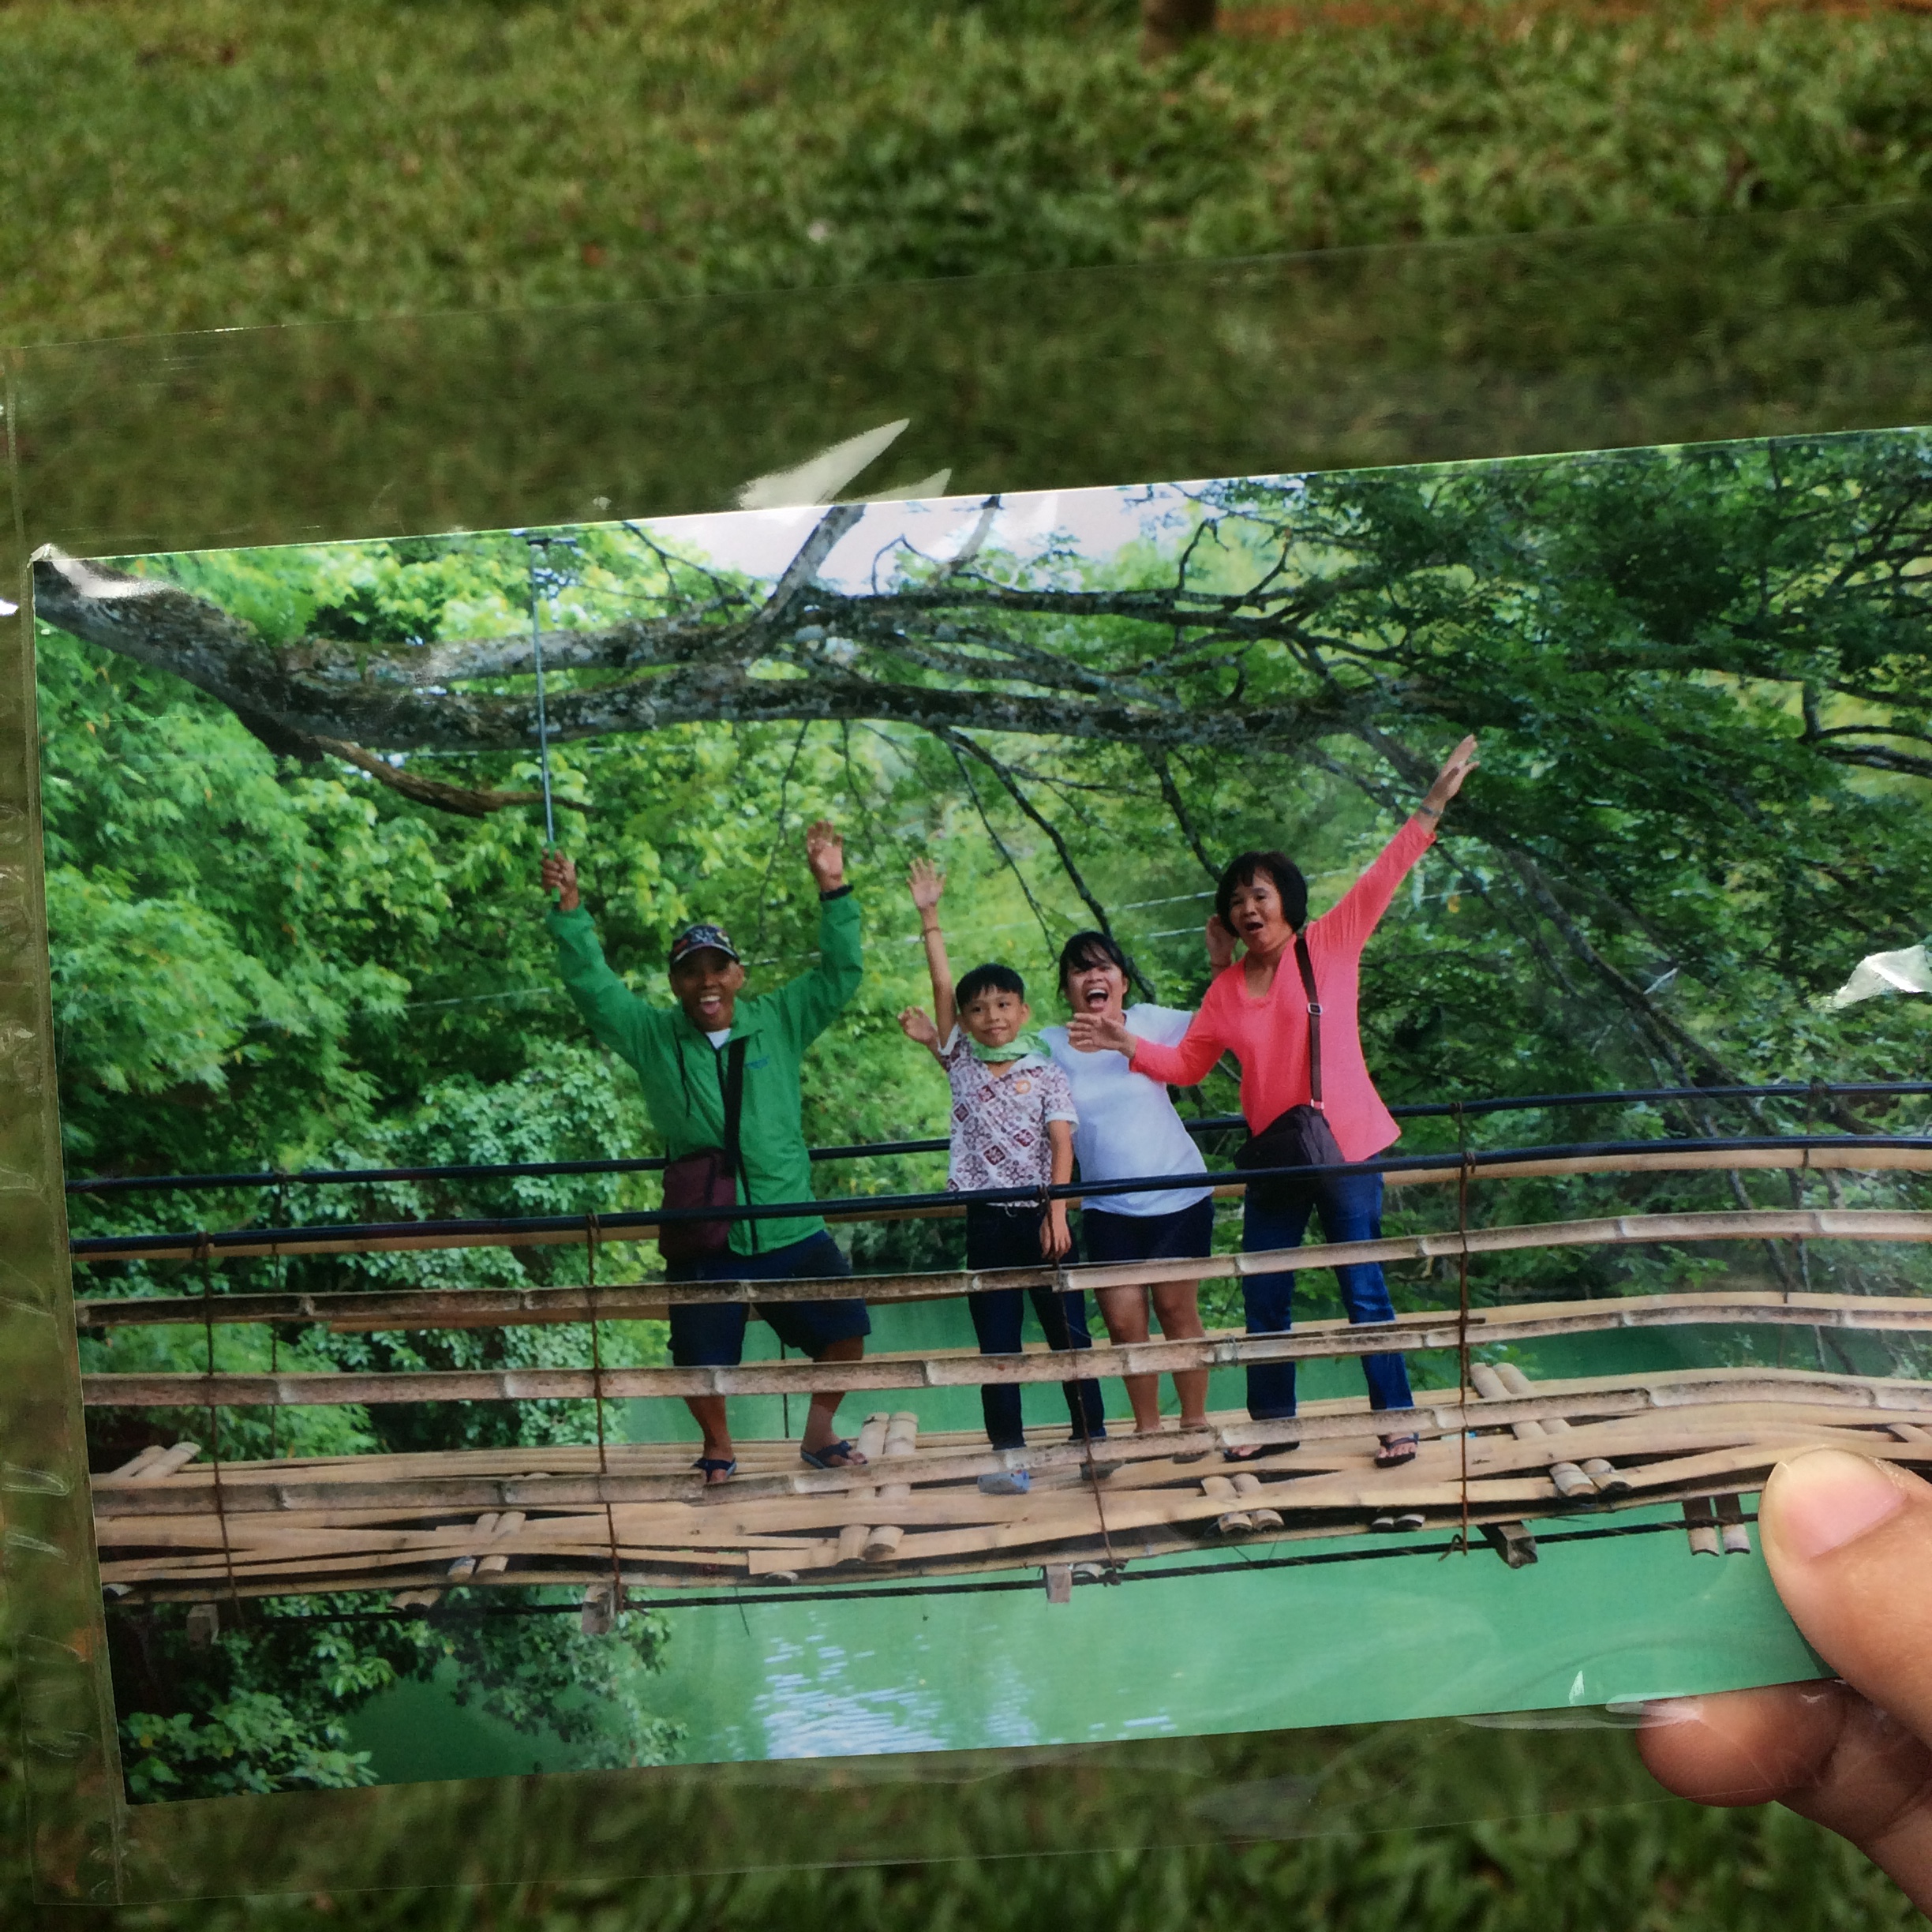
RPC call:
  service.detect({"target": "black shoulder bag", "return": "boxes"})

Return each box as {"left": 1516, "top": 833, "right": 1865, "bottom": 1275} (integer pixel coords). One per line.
{"left": 1232, "top": 930, "right": 1345, "bottom": 1213}
{"left": 659, "top": 1035, "right": 748, "bottom": 1265}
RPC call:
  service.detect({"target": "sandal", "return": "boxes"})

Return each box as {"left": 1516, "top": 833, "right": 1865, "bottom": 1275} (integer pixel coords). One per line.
{"left": 1375, "top": 1433, "right": 1419, "bottom": 1469}
{"left": 800, "top": 1439, "right": 867, "bottom": 1471}
{"left": 1223, "top": 1441, "right": 1295, "bottom": 1464}
{"left": 692, "top": 1456, "right": 737, "bottom": 1485}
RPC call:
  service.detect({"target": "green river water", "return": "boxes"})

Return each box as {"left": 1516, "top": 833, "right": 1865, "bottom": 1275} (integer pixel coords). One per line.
{"left": 341, "top": 1290, "right": 1833, "bottom": 1785}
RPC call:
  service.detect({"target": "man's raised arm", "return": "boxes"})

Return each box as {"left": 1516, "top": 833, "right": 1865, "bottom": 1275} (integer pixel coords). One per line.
{"left": 541, "top": 852, "right": 656, "bottom": 1061}
{"left": 772, "top": 820, "right": 863, "bottom": 1046}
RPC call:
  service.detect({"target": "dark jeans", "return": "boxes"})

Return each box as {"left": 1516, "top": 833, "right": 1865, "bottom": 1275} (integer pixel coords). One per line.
{"left": 1241, "top": 1170, "right": 1413, "bottom": 1422}
{"left": 964, "top": 1204, "right": 1107, "bottom": 1451}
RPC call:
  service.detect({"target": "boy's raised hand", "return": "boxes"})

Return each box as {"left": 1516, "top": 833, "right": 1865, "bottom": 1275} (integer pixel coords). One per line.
{"left": 897, "top": 1005, "right": 941, "bottom": 1050}
{"left": 907, "top": 856, "right": 944, "bottom": 912}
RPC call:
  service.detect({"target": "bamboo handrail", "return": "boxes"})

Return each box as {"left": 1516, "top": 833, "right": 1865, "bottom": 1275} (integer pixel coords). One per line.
{"left": 80, "top": 1291, "right": 1932, "bottom": 1410}
{"left": 71, "top": 1206, "right": 1932, "bottom": 1329}
{"left": 66, "top": 1138, "right": 1932, "bottom": 1265}
{"left": 67, "top": 1085, "right": 1932, "bottom": 1198}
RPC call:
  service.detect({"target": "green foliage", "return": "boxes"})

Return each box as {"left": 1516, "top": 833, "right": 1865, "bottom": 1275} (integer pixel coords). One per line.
{"left": 4, "top": 0, "right": 1932, "bottom": 343}
{"left": 120, "top": 1688, "right": 377, "bottom": 1801}
{"left": 113, "top": 1597, "right": 679, "bottom": 1803}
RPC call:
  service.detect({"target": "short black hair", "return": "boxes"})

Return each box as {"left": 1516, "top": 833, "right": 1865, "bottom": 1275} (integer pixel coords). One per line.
{"left": 1058, "top": 929, "right": 1129, "bottom": 996}
{"left": 956, "top": 962, "right": 1027, "bottom": 1007}
{"left": 1216, "top": 849, "right": 1309, "bottom": 931}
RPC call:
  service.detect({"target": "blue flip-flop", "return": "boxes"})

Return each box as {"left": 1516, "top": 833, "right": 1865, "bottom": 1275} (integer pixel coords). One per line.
{"left": 692, "top": 1455, "right": 737, "bottom": 1483}
{"left": 800, "top": 1440, "right": 866, "bottom": 1471}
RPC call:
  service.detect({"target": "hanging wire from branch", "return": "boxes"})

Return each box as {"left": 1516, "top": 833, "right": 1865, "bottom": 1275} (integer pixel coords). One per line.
{"left": 752, "top": 721, "right": 812, "bottom": 962}
{"left": 942, "top": 738, "right": 1058, "bottom": 953}
{"left": 519, "top": 531, "right": 581, "bottom": 854}
{"left": 941, "top": 728, "right": 1155, "bottom": 996}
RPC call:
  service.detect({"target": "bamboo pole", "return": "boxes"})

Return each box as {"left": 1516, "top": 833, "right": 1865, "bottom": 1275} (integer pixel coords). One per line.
{"left": 66, "top": 1150, "right": 1932, "bottom": 1271}
{"left": 1492, "top": 1359, "right": 1626, "bottom": 1495}
{"left": 861, "top": 1412, "right": 921, "bottom": 1563}
{"left": 86, "top": 1376, "right": 1932, "bottom": 1526}
{"left": 72, "top": 1208, "right": 1932, "bottom": 1327}
{"left": 1203, "top": 1473, "right": 1252, "bottom": 1535}
{"left": 82, "top": 1280, "right": 1932, "bottom": 1407}
{"left": 94, "top": 1406, "right": 1900, "bottom": 1537}
{"left": 93, "top": 1430, "right": 1904, "bottom": 1582}
{"left": 89, "top": 1440, "right": 1889, "bottom": 1604}
{"left": 1469, "top": 1362, "right": 1595, "bottom": 1499}
{"left": 834, "top": 1413, "right": 893, "bottom": 1565}
{"left": 1230, "top": 1471, "right": 1283, "bottom": 1530}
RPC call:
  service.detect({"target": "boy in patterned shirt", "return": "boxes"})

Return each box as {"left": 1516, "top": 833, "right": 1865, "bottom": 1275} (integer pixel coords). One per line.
{"left": 897, "top": 859, "right": 1107, "bottom": 1494}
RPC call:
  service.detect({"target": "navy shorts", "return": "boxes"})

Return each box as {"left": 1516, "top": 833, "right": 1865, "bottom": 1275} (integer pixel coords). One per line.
{"left": 1082, "top": 1195, "right": 1216, "bottom": 1267}
{"left": 663, "top": 1228, "right": 872, "bottom": 1368}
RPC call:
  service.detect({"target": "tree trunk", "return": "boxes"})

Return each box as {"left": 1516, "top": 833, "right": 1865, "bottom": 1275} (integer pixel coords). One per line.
{"left": 1142, "top": 0, "right": 1217, "bottom": 60}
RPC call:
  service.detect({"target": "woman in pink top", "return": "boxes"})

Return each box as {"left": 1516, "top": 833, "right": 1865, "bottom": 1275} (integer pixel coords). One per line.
{"left": 1069, "top": 736, "right": 1477, "bottom": 1469}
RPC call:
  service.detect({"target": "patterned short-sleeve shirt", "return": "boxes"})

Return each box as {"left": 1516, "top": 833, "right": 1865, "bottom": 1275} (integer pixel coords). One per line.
{"left": 938, "top": 1028, "right": 1078, "bottom": 1194}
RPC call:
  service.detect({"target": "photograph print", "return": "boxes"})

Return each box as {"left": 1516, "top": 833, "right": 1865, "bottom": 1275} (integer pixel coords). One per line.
{"left": 28, "top": 422, "right": 1932, "bottom": 1798}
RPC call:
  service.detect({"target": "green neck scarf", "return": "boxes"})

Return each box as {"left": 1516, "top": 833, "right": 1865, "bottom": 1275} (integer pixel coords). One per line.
{"left": 968, "top": 1030, "right": 1045, "bottom": 1065}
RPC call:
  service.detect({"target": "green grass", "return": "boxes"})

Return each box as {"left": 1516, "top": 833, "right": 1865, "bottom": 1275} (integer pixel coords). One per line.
{"left": 2, "top": 0, "right": 1931, "bottom": 343}
{"left": 6, "top": 1751, "right": 1923, "bottom": 1930}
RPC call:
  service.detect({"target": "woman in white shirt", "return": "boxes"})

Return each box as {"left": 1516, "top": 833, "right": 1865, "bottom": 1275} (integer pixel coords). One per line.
{"left": 1042, "top": 929, "right": 1222, "bottom": 1438}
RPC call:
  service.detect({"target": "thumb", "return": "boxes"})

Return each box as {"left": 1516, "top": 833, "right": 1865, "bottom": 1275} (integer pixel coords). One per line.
{"left": 1645, "top": 1449, "right": 1932, "bottom": 1910}
{"left": 1761, "top": 1449, "right": 1932, "bottom": 1730}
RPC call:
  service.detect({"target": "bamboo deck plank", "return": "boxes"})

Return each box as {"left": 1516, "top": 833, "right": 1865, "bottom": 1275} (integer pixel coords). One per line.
{"left": 86, "top": 1376, "right": 1932, "bottom": 1526}
{"left": 99, "top": 1414, "right": 1911, "bottom": 1555}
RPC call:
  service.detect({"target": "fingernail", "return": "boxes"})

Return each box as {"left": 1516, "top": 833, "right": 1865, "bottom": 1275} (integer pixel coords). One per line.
{"left": 1764, "top": 1448, "right": 1909, "bottom": 1562}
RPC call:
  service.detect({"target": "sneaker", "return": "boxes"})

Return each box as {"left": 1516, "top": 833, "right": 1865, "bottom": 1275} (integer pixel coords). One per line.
{"left": 978, "top": 1470, "right": 1032, "bottom": 1496}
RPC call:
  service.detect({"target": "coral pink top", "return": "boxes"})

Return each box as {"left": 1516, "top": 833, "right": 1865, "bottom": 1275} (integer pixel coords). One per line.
{"left": 1129, "top": 815, "right": 1436, "bottom": 1163}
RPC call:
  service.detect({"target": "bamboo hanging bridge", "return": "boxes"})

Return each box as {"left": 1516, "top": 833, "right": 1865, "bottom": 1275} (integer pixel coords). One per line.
{"left": 71, "top": 1116, "right": 1932, "bottom": 1610}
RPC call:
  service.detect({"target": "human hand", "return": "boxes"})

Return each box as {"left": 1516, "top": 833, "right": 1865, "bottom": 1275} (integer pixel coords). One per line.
{"left": 805, "top": 819, "right": 845, "bottom": 893}
{"left": 1042, "top": 1205, "right": 1073, "bottom": 1260}
{"left": 1421, "top": 734, "right": 1478, "bottom": 817}
{"left": 1065, "top": 1011, "right": 1134, "bottom": 1057}
{"left": 1205, "top": 913, "right": 1237, "bottom": 969}
{"left": 897, "top": 1006, "right": 941, "bottom": 1050}
{"left": 541, "top": 852, "right": 581, "bottom": 912}
{"left": 908, "top": 856, "right": 945, "bottom": 915}
{"left": 1640, "top": 1450, "right": 1932, "bottom": 1914}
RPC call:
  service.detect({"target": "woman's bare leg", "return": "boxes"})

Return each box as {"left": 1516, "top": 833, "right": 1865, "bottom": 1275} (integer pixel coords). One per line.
{"left": 1151, "top": 1279, "right": 1210, "bottom": 1427}
{"left": 1094, "top": 1283, "right": 1162, "bottom": 1433}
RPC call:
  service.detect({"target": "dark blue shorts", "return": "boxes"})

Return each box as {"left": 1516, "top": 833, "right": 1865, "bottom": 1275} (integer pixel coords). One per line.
{"left": 663, "top": 1229, "right": 872, "bottom": 1368}
{"left": 1081, "top": 1195, "right": 1216, "bottom": 1267}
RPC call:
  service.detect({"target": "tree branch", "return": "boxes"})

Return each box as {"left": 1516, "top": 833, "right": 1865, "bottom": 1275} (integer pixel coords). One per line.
{"left": 941, "top": 730, "right": 1158, "bottom": 1001}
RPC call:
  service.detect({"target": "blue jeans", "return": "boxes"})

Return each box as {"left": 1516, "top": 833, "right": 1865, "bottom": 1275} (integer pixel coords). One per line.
{"left": 1241, "top": 1170, "right": 1412, "bottom": 1421}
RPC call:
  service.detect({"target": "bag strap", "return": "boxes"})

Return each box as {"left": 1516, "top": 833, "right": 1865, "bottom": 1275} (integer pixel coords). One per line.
{"left": 717, "top": 1036, "right": 748, "bottom": 1177}
{"left": 1292, "top": 929, "right": 1324, "bottom": 1111}
{"left": 717, "top": 1034, "right": 752, "bottom": 1252}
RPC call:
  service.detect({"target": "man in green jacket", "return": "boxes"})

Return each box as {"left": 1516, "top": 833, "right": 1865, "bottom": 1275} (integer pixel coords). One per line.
{"left": 541, "top": 821, "right": 871, "bottom": 1484}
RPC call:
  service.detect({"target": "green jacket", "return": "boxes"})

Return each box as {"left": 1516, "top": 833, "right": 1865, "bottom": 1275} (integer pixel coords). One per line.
{"left": 545, "top": 893, "right": 863, "bottom": 1255}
